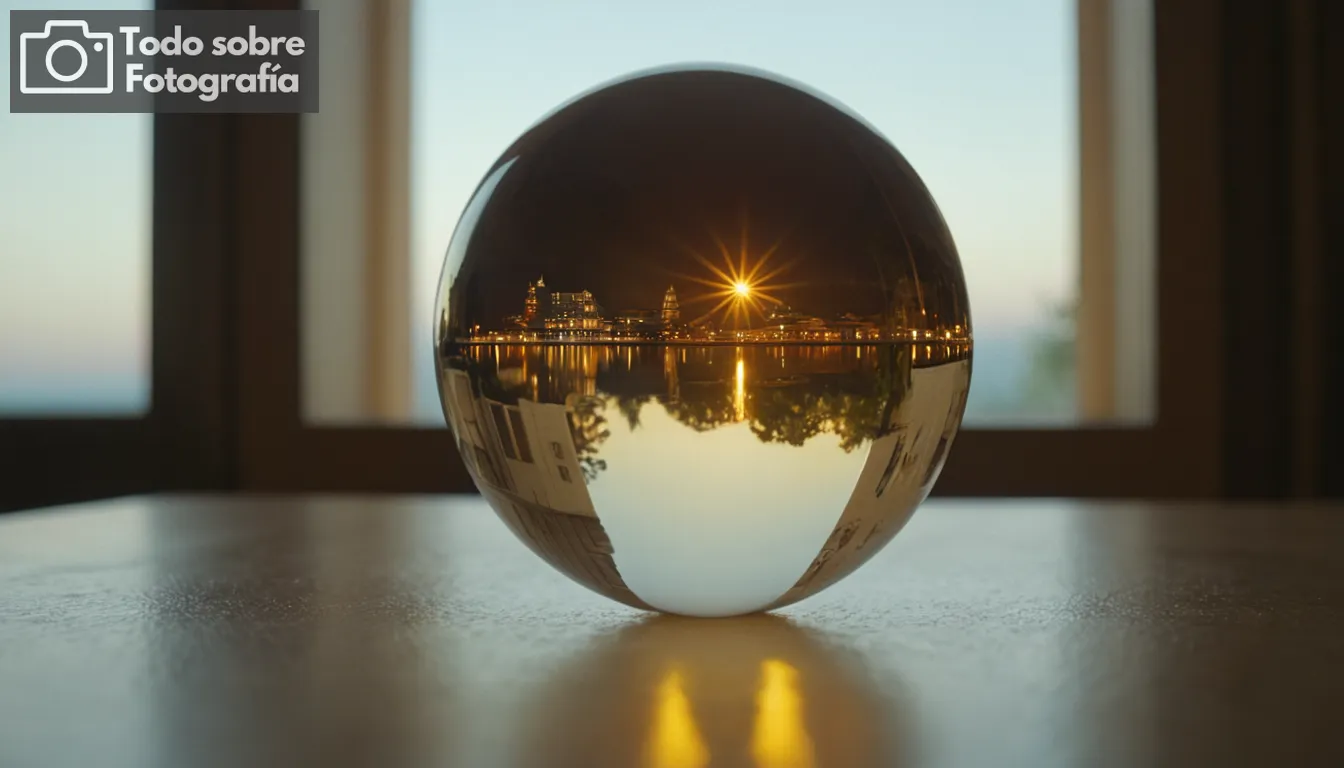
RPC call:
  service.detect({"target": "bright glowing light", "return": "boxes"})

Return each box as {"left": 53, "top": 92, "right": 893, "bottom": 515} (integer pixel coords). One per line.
{"left": 646, "top": 669, "right": 710, "bottom": 768}
{"left": 734, "top": 356, "right": 747, "bottom": 422}
{"left": 751, "top": 660, "right": 815, "bottom": 768}
{"left": 670, "top": 219, "right": 803, "bottom": 329}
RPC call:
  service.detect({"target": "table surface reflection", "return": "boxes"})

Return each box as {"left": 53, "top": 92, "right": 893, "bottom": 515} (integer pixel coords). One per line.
{"left": 2, "top": 495, "right": 1342, "bottom": 768}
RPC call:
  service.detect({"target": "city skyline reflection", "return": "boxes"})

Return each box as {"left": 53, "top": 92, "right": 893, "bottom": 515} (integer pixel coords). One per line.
{"left": 444, "top": 274, "right": 971, "bottom": 346}
{"left": 433, "top": 69, "right": 973, "bottom": 355}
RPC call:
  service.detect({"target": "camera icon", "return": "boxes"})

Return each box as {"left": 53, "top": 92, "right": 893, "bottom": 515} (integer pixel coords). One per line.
{"left": 19, "top": 20, "right": 115, "bottom": 95}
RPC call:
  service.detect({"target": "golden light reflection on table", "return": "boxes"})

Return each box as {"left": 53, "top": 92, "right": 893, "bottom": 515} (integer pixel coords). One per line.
{"left": 751, "top": 660, "right": 816, "bottom": 768}
{"left": 645, "top": 658, "right": 817, "bottom": 768}
{"left": 517, "top": 615, "right": 907, "bottom": 768}
{"left": 647, "top": 668, "right": 710, "bottom": 768}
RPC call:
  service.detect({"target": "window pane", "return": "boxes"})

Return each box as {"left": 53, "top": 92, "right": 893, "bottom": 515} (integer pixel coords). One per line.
{"left": 508, "top": 409, "right": 535, "bottom": 464}
{"left": 0, "top": 1, "right": 152, "bottom": 415}
{"left": 408, "top": 0, "right": 1078, "bottom": 427}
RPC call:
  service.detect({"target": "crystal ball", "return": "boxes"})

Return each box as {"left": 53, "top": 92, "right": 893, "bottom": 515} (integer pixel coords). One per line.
{"left": 434, "top": 65, "right": 972, "bottom": 617}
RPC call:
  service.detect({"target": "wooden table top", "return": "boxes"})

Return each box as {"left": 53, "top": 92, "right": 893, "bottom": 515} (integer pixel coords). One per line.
{"left": 1, "top": 496, "right": 1342, "bottom": 768}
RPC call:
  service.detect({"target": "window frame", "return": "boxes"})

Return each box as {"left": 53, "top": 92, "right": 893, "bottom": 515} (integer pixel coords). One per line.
{"left": 0, "top": 108, "right": 236, "bottom": 512}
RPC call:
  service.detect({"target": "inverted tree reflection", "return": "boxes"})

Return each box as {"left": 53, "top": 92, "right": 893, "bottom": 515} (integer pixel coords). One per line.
{"left": 567, "top": 395, "right": 611, "bottom": 482}
{"left": 448, "top": 344, "right": 935, "bottom": 483}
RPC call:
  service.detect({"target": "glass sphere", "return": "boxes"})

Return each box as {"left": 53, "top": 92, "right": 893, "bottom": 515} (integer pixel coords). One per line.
{"left": 434, "top": 65, "right": 972, "bottom": 617}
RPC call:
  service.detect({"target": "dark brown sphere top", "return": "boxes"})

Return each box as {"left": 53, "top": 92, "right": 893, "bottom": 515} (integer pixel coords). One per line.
{"left": 436, "top": 65, "right": 971, "bottom": 343}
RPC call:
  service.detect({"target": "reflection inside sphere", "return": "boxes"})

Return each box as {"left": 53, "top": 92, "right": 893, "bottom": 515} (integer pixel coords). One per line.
{"left": 440, "top": 342, "right": 968, "bottom": 615}
{"left": 434, "top": 65, "right": 973, "bottom": 616}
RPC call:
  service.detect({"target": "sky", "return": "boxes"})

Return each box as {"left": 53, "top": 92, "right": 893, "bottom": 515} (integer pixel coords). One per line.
{"left": 0, "top": 0, "right": 152, "bottom": 413}
{"left": 0, "top": 0, "right": 1075, "bottom": 415}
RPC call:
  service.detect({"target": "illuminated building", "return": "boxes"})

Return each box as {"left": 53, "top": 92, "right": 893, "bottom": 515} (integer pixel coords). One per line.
{"left": 545, "top": 290, "right": 606, "bottom": 336}
{"left": 613, "top": 309, "right": 662, "bottom": 339}
{"left": 524, "top": 276, "right": 545, "bottom": 323}
{"left": 661, "top": 286, "right": 681, "bottom": 325}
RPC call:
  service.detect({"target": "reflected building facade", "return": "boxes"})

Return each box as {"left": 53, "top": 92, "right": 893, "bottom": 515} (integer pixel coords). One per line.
{"left": 441, "top": 366, "right": 652, "bottom": 610}
{"left": 660, "top": 286, "right": 680, "bottom": 326}
{"left": 766, "top": 356, "right": 972, "bottom": 608}
{"left": 523, "top": 276, "right": 545, "bottom": 324}
{"left": 545, "top": 290, "right": 605, "bottom": 337}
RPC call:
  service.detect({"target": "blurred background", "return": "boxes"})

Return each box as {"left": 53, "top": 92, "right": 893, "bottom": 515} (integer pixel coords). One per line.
{"left": 2, "top": 0, "right": 1086, "bottom": 424}
{"left": 1, "top": 0, "right": 1337, "bottom": 510}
